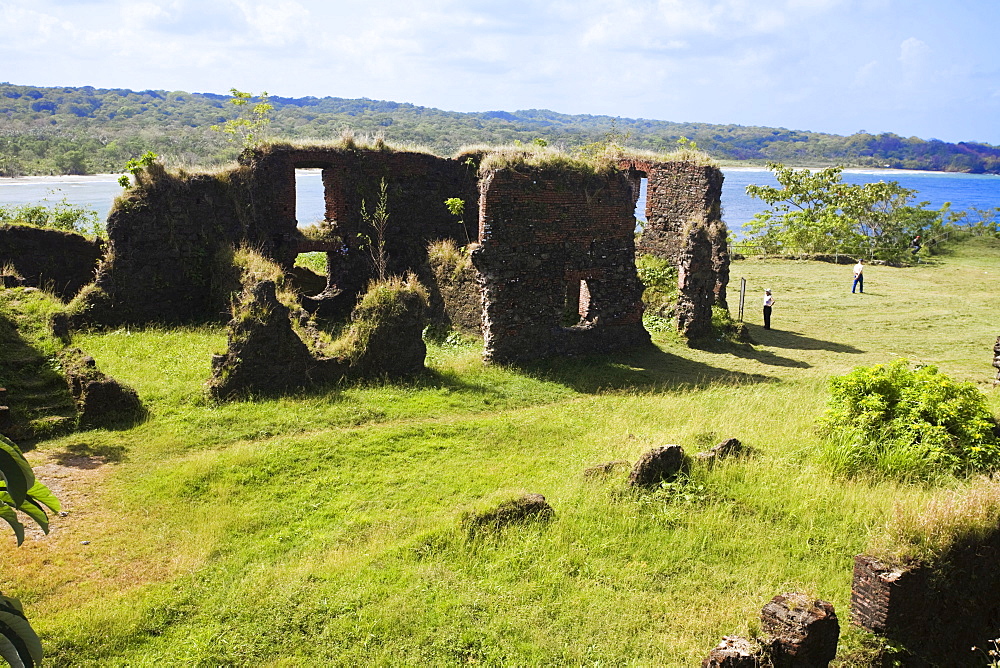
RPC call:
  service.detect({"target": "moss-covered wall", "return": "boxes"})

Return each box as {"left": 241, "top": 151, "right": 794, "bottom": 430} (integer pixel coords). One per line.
{"left": 71, "top": 165, "right": 268, "bottom": 326}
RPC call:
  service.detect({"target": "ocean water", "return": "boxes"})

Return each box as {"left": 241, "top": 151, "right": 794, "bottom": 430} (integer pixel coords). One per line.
{"left": 2, "top": 168, "right": 998, "bottom": 234}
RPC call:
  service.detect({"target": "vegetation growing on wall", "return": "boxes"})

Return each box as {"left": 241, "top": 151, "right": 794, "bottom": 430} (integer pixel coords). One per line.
{"left": 329, "top": 273, "right": 428, "bottom": 368}
{"left": 868, "top": 476, "right": 1000, "bottom": 568}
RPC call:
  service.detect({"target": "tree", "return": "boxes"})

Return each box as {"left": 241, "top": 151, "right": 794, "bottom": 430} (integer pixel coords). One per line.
{"left": 745, "top": 162, "right": 938, "bottom": 261}
{"left": 210, "top": 89, "right": 272, "bottom": 151}
{"left": 744, "top": 164, "right": 858, "bottom": 254}
{"left": 1, "top": 434, "right": 60, "bottom": 668}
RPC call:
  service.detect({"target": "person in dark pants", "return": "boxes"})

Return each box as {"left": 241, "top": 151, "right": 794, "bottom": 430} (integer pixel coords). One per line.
{"left": 763, "top": 289, "right": 775, "bottom": 329}
{"left": 852, "top": 259, "right": 864, "bottom": 293}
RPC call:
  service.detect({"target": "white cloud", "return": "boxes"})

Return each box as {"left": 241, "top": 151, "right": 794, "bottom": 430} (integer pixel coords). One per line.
{"left": 234, "top": 0, "right": 310, "bottom": 46}
{"left": 899, "top": 37, "right": 930, "bottom": 68}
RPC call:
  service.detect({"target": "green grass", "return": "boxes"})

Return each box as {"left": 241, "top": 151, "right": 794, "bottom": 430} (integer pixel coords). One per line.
{"left": 2, "top": 238, "right": 999, "bottom": 666}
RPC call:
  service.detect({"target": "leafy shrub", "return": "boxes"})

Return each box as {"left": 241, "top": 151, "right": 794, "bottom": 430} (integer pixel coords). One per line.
{"left": 636, "top": 254, "right": 680, "bottom": 333}
{"left": 0, "top": 199, "right": 103, "bottom": 237}
{"left": 819, "top": 359, "right": 1000, "bottom": 480}
{"left": 636, "top": 254, "right": 677, "bottom": 314}
{"left": 2, "top": 434, "right": 60, "bottom": 667}
{"left": 711, "top": 305, "right": 750, "bottom": 343}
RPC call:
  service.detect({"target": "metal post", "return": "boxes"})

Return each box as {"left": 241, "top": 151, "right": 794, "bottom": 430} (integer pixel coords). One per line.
{"left": 738, "top": 277, "right": 746, "bottom": 322}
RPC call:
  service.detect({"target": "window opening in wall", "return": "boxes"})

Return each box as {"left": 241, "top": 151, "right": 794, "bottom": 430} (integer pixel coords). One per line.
{"left": 295, "top": 168, "right": 325, "bottom": 228}
{"left": 635, "top": 177, "right": 648, "bottom": 233}
{"left": 291, "top": 252, "right": 328, "bottom": 296}
{"left": 562, "top": 279, "right": 592, "bottom": 327}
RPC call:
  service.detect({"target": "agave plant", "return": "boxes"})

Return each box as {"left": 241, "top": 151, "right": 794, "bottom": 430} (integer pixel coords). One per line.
{"left": 1, "top": 435, "right": 60, "bottom": 668}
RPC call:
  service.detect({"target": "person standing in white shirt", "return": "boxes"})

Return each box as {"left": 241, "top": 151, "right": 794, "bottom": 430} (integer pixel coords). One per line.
{"left": 852, "top": 259, "right": 864, "bottom": 293}
{"left": 763, "top": 289, "right": 775, "bottom": 329}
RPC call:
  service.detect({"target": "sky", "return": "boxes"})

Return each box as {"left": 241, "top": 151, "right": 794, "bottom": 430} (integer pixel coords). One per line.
{"left": 3, "top": 0, "right": 999, "bottom": 145}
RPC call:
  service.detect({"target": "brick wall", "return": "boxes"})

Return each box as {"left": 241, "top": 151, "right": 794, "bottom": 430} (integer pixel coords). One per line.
{"left": 247, "top": 145, "right": 479, "bottom": 294}
{"left": 851, "top": 532, "right": 1000, "bottom": 664}
{"left": 619, "top": 158, "right": 729, "bottom": 335}
{"left": 72, "top": 167, "right": 258, "bottom": 325}
{"left": 73, "top": 146, "right": 478, "bottom": 327}
{"left": 472, "top": 166, "right": 649, "bottom": 363}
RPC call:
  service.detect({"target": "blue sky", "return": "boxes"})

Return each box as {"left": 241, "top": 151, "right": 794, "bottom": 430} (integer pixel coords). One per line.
{"left": 3, "top": 0, "right": 998, "bottom": 144}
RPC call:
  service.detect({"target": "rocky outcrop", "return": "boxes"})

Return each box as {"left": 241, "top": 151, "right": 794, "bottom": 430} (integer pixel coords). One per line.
{"left": 705, "top": 594, "right": 840, "bottom": 668}
{"left": 761, "top": 593, "right": 839, "bottom": 667}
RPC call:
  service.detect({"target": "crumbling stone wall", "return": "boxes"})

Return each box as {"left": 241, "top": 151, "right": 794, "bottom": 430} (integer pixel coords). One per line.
{"left": 852, "top": 533, "right": 1000, "bottom": 664}
{"left": 624, "top": 159, "right": 724, "bottom": 265}
{"left": 472, "top": 166, "right": 650, "bottom": 363}
{"left": 676, "top": 220, "right": 717, "bottom": 339}
{"left": 0, "top": 225, "right": 102, "bottom": 300}
{"left": 207, "top": 277, "right": 428, "bottom": 401}
{"left": 74, "top": 147, "right": 477, "bottom": 327}
{"left": 243, "top": 145, "right": 478, "bottom": 296}
{"left": 71, "top": 164, "right": 290, "bottom": 326}
{"left": 66, "top": 145, "right": 727, "bottom": 353}
{"left": 618, "top": 158, "right": 730, "bottom": 334}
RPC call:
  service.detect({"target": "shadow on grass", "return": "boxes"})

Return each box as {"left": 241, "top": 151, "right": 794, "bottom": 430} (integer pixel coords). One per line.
{"left": 0, "top": 313, "right": 77, "bottom": 449}
{"left": 514, "top": 342, "right": 775, "bottom": 393}
{"left": 747, "top": 326, "right": 864, "bottom": 354}
{"left": 53, "top": 441, "right": 128, "bottom": 467}
{"left": 234, "top": 342, "right": 774, "bottom": 402}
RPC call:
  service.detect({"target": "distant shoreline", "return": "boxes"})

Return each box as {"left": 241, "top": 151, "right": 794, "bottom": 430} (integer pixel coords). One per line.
{"left": 3, "top": 165, "right": 997, "bottom": 183}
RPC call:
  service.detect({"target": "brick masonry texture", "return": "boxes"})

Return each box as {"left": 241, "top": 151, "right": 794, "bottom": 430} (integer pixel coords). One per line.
{"left": 619, "top": 158, "right": 730, "bottom": 326}
{"left": 472, "top": 166, "right": 651, "bottom": 363}
{"left": 851, "top": 532, "right": 1000, "bottom": 664}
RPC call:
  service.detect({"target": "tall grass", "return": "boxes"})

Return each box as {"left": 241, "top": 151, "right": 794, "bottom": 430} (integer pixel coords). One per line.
{"left": 1, "top": 238, "right": 998, "bottom": 665}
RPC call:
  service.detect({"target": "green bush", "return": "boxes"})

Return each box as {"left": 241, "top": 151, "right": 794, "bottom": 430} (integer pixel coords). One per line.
{"left": 820, "top": 359, "right": 1000, "bottom": 480}
{"left": 0, "top": 199, "right": 103, "bottom": 237}
{"left": 636, "top": 254, "right": 677, "bottom": 330}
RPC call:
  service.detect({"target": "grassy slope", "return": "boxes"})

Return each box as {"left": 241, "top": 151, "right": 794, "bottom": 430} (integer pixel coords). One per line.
{"left": 2, "top": 239, "right": 998, "bottom": 666}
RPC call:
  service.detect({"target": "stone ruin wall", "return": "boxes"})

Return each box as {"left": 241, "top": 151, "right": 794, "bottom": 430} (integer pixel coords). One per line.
{"left": 244, "top": 146, "right": 478, "bottom": 296}
{"left": 72, "top": 147, "right": 477, "bottom": 327}
{"left": 51, "top": 147, "right": 730, "bottom": 364}
{"left": 621, "top": 158, "right": 730, "bottom": 315}
{"left": 0, "top": 225, "right": 103, "bottom": 300}
{"left": 71, "top": 165, "right": 288, "bottom": 326}
{"left": 851, "top": 530, "right": 1000, "bottom": 664}
{"left": 471, "top": 166, "right": 650, "bottom": 363}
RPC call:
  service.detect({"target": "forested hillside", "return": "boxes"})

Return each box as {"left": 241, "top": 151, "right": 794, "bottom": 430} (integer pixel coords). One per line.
{"left": 2, "top": 82, "right": 999, "bottom": 176}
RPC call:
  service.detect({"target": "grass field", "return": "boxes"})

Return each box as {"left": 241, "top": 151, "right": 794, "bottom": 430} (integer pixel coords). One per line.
{"left": 2, "top": 238, "right": 999, "bottom": 666}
